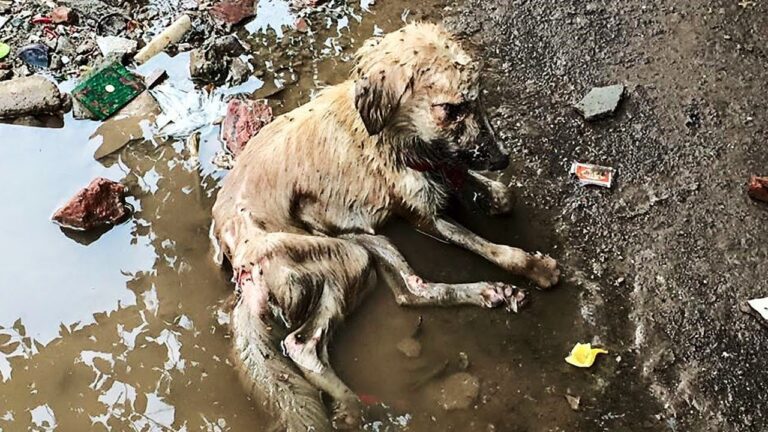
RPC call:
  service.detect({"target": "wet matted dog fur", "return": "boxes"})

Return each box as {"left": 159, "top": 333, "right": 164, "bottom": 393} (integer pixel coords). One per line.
{"left": 211, "top": 22, "right": 560, "bottom": 431}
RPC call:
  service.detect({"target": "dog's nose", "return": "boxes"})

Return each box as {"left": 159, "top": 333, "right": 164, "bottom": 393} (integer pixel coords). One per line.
{"left": 488, "top": 152, "right": 510, "bottom": 171}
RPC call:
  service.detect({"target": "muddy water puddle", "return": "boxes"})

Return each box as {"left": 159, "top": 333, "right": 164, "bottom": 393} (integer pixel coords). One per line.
{"left": 0, "top": 1, "right": 593, "bottom": 430}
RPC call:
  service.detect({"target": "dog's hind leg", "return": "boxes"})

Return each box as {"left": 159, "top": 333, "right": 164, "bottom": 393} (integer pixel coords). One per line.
{"left": 261, "top": 237, "right": 376, "bottom": 430}
{"left": 351, "top": 234, "right": 528, "bottom": 312}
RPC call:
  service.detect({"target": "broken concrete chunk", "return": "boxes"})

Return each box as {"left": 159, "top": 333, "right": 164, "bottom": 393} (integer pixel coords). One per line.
{"left": 220, "top": 99, "right": 274, "bottom": 157}
{"left": 436, "top": 372, "right": 480, "bottom": 411}
{"left": 396, "top": 337, "right": 422, "bottom": 358}
{"left": 96, "top": 36, "right": 138, "bottom": 57}
{"left": 52, "top": 178, "right": 130, "bottom": 231}
{"left": 575, "top": 84, "right": 625, "bottom": 121}
{"left": 0, "top": 75, "right": 69, "bottom": 119}
{"left": 747, "top": 176, "right": 768, "bottom": 203}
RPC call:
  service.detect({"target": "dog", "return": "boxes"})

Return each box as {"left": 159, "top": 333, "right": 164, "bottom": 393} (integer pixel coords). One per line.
{"left": 211, "top": 22, "right": 560, "bottom": 431}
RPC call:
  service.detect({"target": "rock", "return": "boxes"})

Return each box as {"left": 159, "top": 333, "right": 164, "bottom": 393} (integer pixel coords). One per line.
{"left": 212, "top": 34, "right": 247, "bottom": 56}
{"left": 96, "top": 36, "right": 138, "bottom": 57}
{"left": 436, "top": 372, "right": 480, "bottom": 411}
{"left": 396, "top": 337, "right": 422, "bottom": 358}
{"left": 228, "top": 57, "right": 250, "bottom": 85}
{"left": 76, "top": 40, "right": 95, "bottom": 55}
{"left": 51, "top": 178, "right": 130, "bottom": 231}
{"left": 220, "top": 99, "right": 273, "bottom": 156}
{"left": 56, "top": 36, "right": 76, "bottom": 55}
{"left": 49, "top": 55, "right": 63, "bottom": 71}
{"left": 747, "top": 176, "right": 768, "bottom": 203}
{"left": 51, "top": 6, "right": 76, "bottom": 24}
{"left": 210, "top": 0, "right": 255, "bottom": 25}
{"left": 565, "top": 394, "right": 580, "bottom": 411}
{"left": 0, "top": 75, "right": 69, "bottom": 119}
{"left": 189, "top": 48, "right": 228, "bottom": 85}
{"left": 295, "top": 17, "right": 309, "bottom": 33}
{"left": 574, "top": 84, "right": 625, "bottom": 121}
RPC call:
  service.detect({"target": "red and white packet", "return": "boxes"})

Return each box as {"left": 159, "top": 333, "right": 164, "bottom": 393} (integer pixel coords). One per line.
{"left": 570, "top": 162, "right": 615, "bottom": 188}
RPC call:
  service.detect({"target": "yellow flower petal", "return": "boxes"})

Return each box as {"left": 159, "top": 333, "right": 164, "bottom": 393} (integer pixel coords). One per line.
{"left": 565, "top": 343, "right": 608, "bottom": 368}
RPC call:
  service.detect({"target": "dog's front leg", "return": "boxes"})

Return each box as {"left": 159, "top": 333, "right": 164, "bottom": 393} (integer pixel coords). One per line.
{"left": 420, "top": 217, "right": 560, "bottom": 289}
{"left": 465, "top": 170, "right": 516, "bottom": 216}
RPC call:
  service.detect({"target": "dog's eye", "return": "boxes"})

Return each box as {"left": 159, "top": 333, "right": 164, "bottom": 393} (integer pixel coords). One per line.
{"left": 435, "top": 103, "right": 467, "bottom": 123}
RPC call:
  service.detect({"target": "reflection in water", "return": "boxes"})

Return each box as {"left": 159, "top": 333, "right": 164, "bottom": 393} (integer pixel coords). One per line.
{"left": 0, "top": 0, "right": 595, "bottom": 430}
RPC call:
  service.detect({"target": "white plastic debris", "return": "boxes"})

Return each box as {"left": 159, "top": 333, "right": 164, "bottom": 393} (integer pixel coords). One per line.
{"left": 747, "top": 298, "right": 768, "bottom": 321}
{"left": 150, "top": 83, "right": 227, "bottom": 140}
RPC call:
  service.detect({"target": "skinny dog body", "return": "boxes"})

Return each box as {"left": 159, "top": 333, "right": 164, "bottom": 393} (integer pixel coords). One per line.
{"left": 212, "top": 23, "right": 559, "bottom": 431}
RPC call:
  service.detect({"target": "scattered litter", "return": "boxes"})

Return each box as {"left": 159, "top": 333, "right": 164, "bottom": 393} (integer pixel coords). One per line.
{"left": 134, "top": 15, "right": 192, "bottom": 65}
{"left": 210, "top": 0, "right": 256, "bottom": 25}
{"left": 220, "top": 99, "right": 273, "bottom": 156}
{"left": 72, "top": 60, "right": 145, "bottom": 120}
{"left": 95, "top": 36, "right": 138, "bottom": 57}
{"left": 18, "top": 43, "right": 49, "bottom": 69}
{"left": 565, "top": 394, "right": 581, "bottom": 411}
{"left": 0, "top": 75, "right": 69, "bottom": 119}
{"left": 574, "top": 84, "right": 625, "bottom": 121}
{"left": 212, "top": 151, "right": 234, "bottom": 170}
{"left": 396, "top": 337, "right": 421, "bottom": 358}
{"left": 565, "top": 342, "right": 608, "bottom": 368}
{"left": 746, "top": 298, "right": 768, "bottom": 321}
{"left": 570, "top": 162, "right": 615, "bottom": 188}
{"left": 150, "top": 82, "right": 227, "bottom": 140}
{"left": 145, "top": 69, "right": 168, "bottom": 89}
{"left": 358, "top": 393, "right": 380, "bottom": 406}
{"left": 186, "top": 131, "right": 200, "bottom": 157}
{"left": 0, "top": 43, "right": 9, "bottom": 60}
{"left": 747, "top": 176, "right": 768, "bottom": 203}
{"left": 51, "top": 177, "right": 130, "bottom": 231}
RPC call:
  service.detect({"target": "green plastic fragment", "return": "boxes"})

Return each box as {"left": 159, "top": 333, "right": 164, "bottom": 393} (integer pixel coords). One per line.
{"left": 71, "top": 60, "right": 145, "bottom": 120}
{"left": 0, "top": 43, "right": 10, "bottom": 60}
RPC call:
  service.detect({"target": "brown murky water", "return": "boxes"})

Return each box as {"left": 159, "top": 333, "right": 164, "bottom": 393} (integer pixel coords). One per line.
{"left": 0, "top": 1, "right": 593, "bottom": 430}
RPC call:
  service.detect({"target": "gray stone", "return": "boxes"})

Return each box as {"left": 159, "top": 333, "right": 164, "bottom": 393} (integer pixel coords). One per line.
{"left": 0, "top": 75, "right": 69, "bottom": 119}
{"left": 228, "top": 57, "right": 250, "bottom": 85}
{"left": 574, "top": 84, "right": 624, "bottom": 121}
{"left": 436, "top": 372, "right": 480, "bottom": 411}
{"left": 396, "top": 337, "right": 421, "bottom": 358}
{"left": 96, "top": 36, "right": 138, "bottom": 57}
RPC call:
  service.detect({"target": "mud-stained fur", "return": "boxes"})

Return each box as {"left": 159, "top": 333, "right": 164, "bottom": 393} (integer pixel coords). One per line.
{"left": 212, "top": 22, "right": 560, "bottom": 431}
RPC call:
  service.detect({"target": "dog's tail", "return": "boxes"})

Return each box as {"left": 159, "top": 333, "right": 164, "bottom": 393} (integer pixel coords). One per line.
{"left": 231, "top": 295, "right": 332, "bottom": 432}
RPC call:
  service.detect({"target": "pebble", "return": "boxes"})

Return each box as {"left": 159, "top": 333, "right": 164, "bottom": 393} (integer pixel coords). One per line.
{"left": 396, "top": 337, "right": 421, "bottom": 358}
{"left": 574, "top": 84, "right": 625, "bottom": 120}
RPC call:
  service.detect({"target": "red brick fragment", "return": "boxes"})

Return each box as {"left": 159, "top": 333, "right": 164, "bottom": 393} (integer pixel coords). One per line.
{"left": 210, "top": 0, "right": 255, "bottom": 25}
{"left": 221, "top": 99, "right": 274, "bottom": 157}
{"left": 52, "top": 178, "right": 129, "bottom": 231}
{"left": 748, "top": 176, "right": 768, "bottom": 203}
{"left": 51, "top": 6, "right": 76, "bottom": 24}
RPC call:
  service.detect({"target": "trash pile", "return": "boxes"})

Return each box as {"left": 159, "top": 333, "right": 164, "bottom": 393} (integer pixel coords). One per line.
{"left": 0, "top": 0, "right": 330, "bottom": 238}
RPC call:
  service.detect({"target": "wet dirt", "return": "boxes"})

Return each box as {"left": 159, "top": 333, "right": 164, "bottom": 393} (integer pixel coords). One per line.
{"left": 0, "top": 0, "right": 677, "bottom": 431}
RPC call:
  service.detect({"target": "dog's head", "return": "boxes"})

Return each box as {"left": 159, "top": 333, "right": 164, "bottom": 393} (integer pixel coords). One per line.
{"left": 353, "top": 22, "right": 509, "bottom": 171}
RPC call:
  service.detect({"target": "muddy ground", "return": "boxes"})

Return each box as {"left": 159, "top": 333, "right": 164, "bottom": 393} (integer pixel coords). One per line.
{"left": 0, "top": 0, "right": 765, "bottom": 430}
{"left": 442, "top": 0, "right": 768, "bottom": 430}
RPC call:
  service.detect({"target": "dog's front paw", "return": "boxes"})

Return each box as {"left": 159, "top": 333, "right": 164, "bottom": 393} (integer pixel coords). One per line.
{"left": 331, "top": 398, "right": 363, "bottom": 430}
{"left": 482, "top": 283, "right": 528, "bottom": 312}
{"left": 487, "top": 184, "right": 516, "bottom": 216}
{"left": 527, "top": 254, "right": 560, "bottom": 289}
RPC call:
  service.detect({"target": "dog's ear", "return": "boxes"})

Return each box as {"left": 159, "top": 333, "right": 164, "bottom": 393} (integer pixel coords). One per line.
{"left": 354, "top": 70, "right": 413, "bottom": 136}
